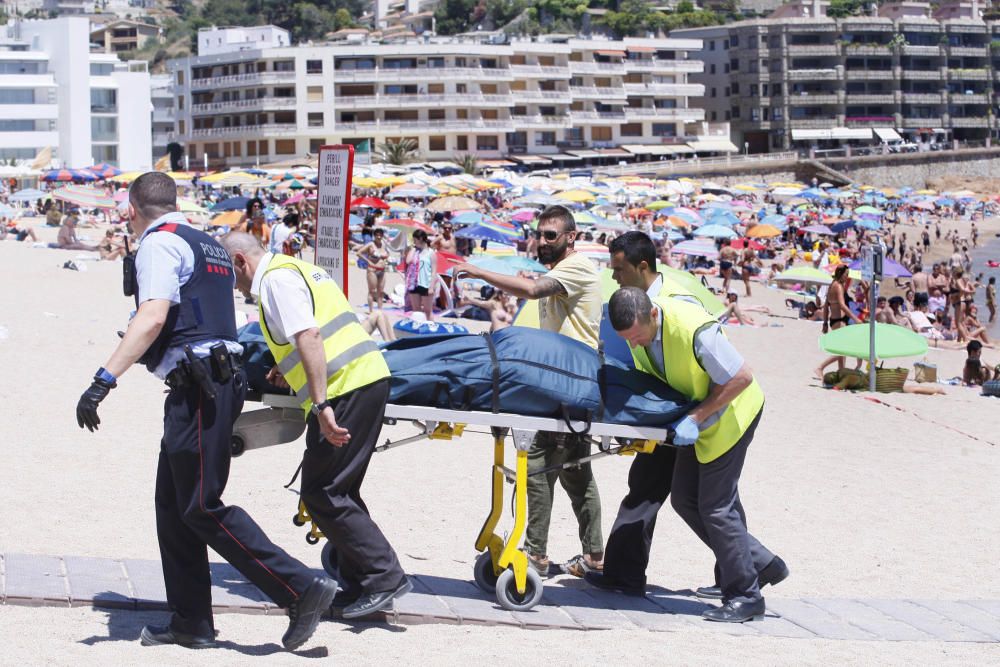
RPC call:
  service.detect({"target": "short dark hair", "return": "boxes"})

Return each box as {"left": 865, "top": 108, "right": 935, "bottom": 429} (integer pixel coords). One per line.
{"left": 129, "top": 172, "right": 177, "bottom": 219}
{"left": 538, "top": 204, "right": 576, "bottom": 233}
{"left": 282, "top": 212, "right": 299, "bottom": 227}
{"left": 609, "top": 231, "right": 657, "bottom": 273}
{"left": 967, "top": 340, "right": 983, "bottom": 354}
{"left": 412, "top": 229, "right": 428, "bottom": 243}
{"left": 609, "top": 287, "right": 652, "bottom": 331}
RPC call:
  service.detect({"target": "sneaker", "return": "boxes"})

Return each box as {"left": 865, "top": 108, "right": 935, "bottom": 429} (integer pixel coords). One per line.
{"left": 527, "top": 554, "right": 550, "bottom": 577}
{"left": 282, "top": 577, "right": 338, "bottom": 651}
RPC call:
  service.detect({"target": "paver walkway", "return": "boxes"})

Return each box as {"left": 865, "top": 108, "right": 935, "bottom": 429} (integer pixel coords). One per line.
{"left": 2, "top": 553, "right": 999, "bottom": 642}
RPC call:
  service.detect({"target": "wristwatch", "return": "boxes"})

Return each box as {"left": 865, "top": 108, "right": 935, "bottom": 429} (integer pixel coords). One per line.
{"left": 310, "top": 400, "right": 332, "bottom": 416}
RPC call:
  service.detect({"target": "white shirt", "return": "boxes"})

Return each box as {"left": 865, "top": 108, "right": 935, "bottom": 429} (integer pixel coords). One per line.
{"left": 270, "top": 223, "right": 292, "bottom": 254}
{"left": 134, "top": 212, "right": 242, "bottom": 379}
{"left": 250, "top": 252, "right": 318, "bottom": 346}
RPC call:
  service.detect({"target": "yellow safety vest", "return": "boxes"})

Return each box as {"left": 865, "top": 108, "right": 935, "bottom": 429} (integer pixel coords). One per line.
{"left": 257, "top": 254, "right": 389, "bottom": 413}
{"left": 629, "top": 297, "right": 764, "bottom": 463}
{"left": 658, "top": 276, "right": 704, "bottom": 311}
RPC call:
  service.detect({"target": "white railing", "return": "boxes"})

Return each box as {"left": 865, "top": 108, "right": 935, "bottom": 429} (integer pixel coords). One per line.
{"left": 335, "top": 118, "right": 515, "bottom": 132}
{"left": 623, "top": 82, "right": 702, "bottom": 96}
{"left": 570, "top": 111, "right": 626, "bottom": 121}
{"left": 334, "top": 93, "right": 514, "bottom": 109}
{"left": 511, "top": 115, "right": 570, "bottom": 128}
{"left": 190, "top": 97, "right": 297, "bottom": 113}
{"left": 594, "top": 151, "right": 798, "bottom": 177}
{"left": 191, "top": 123, "right": 297, "bottom": 137}
{"left": 190, "top": 71, "right": 292, "bottom": 88}
{"left": 623, "top": 107, "right": 705, "bottom": 120}
{"left": 332, "top": 66, "right": 513, "bottom": 82}
{"left": 569, "top": 61, "right": 626, "bottom": 75}
{"left": 509, "top": 64, "right": 571, "bottom": 78}
{"left": 625, "top": 60, "right": 703, "bottom": 73}
{"left": 569, "top": 85, "right": 628, "bottom": 98}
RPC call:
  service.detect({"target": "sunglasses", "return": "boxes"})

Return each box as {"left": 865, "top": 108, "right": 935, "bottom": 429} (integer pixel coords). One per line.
{"left": 533, "top": 230, "right": 567, "bottom": 242}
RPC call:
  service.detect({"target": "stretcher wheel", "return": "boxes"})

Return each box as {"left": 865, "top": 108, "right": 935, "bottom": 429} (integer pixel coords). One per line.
{"left": 495, "top": 567, "right": 543, "bottom": 611}
{"left": 292, "top": 514, "right": 306, "bottom": 527}
{"left": 230, "top": 435, "right": 245, "bottom": 457}
{"left": 320, "top": 542, "right": 342, "bottom": 581}
{"left": 473, "top": 551, "right": 499, "bottom": 593}
{"left": 305, "top": 532, "right": 320, "bottom": 545}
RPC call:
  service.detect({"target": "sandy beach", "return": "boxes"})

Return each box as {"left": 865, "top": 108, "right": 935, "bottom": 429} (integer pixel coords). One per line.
{"left": 1, "top": 215, "right": 998, "bottom": 664}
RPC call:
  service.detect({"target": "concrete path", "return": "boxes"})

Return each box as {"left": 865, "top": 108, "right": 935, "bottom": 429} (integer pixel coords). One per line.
{"left": 2, "top": 553, "right": 999, "bottom": 642}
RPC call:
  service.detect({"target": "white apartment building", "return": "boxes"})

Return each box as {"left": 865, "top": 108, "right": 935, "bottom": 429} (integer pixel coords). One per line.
{"left": 168, "top": 27, "right": 712, "bottom": 169}
{"left": 0, "top": 16, "right": 152, "bottom": 169}
{"left": 151, "top": 72, "right": 173, "bottom": 163}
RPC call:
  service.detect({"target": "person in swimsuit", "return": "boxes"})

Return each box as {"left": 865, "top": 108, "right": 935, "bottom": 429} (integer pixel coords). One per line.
{"left": 815, "top": 265, "right": 863, "bottom": 379}
{"left": 356, "top": 228, "right": 390, "bottom": 312}
{"left": 719, "top": 244, "right": 738, "bottom": 294}
{"left": 739, "top": 246, "right": 760, "bottom": 297}
{"left": 949, "top": 266, "right": 971, "bottom": 343}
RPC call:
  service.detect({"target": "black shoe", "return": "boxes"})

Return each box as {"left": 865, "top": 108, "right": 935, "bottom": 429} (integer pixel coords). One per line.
{"left": 341, "top": 578, "right": 413, "bottom": 619}
{"left": 583, "top": 571, "right": 646, "bottom": 597}
{"left": 702, "top": 598, "right": 766, "bottom": 623}
{"left": 328, "top": 590, "right": 362, "bottom": 619}
{"left": 282, "top": 576, "right": 338, "bottom": 651}
{"left": 139, "top": 625, "right": 217, "bottom": 649}
{"left": 696, "top": 556, "right": 790, "bottom": 600}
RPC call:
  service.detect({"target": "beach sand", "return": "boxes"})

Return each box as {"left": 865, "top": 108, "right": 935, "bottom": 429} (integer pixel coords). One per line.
{"left": 1, "top": 221, "right": 998, "bottom": 663}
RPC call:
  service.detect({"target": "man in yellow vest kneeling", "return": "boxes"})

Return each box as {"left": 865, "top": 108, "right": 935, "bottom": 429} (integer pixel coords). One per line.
{"left": 608, "top": 286, "right": 785, "bottom": 623}
{"left": 222, "top": 232, "right": 411, "bottom": 619}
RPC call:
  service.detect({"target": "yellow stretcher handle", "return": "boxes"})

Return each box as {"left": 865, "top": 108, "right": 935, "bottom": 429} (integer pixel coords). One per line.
{"left": 617, "top": 440, "right": 660, "bottom": 456}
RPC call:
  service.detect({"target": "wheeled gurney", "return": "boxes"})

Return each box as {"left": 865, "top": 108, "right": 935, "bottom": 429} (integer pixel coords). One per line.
{"left": 232, "top": 393, "right": 676, "bottom": 611}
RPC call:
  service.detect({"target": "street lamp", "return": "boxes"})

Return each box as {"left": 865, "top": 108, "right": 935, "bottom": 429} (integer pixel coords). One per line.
{"left": 744, "top": 141, "right": 749, "bottom": 155}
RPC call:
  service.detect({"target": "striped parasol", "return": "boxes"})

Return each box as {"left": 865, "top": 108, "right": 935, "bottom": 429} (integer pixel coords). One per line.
{"left": 51, "top": 184, "right": 116, "bottom": 209}
{"left": 42, "top": 168, "right": 96, "bottom": 182}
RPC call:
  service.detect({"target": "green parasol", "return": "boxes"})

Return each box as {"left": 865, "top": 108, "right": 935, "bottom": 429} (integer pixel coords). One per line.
{"left": 819, "top": 322, "right": 928, "bottom": 359}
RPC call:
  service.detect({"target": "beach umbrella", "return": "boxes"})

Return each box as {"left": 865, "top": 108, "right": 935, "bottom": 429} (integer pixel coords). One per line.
{"left": 670, "top": 240, "right": 719, "bottom": 258}
{"left": 646, "top": 200, "right": 673, "bottom": 211}
{"left": 819, "top": 323, "right": 928, "bottom": 360}
{"left": 774, "top": 267, "right": 832, "bottom": 285}
{"left": 211, "top": 196, "right": 250, "bottom": 212}
{"left": 830, "top": 220, "right": 855, "bottom": 234}
{"left": 42, "top": 168, "right": 95, "bottom": 182}
{"left": 9, "top": 188, "right": 46, "bottom": 201}
{"left": 275, "top": 178, "right": 314, "bottom": 190}
{"left": 573, "top": 210, "right": 608, "bottom": 226}
{"left": 594, "top": 218, "right": 630, "bottom": 232}
{"left": 854, "top": 205, "right": 883, "bottom": 216}
{"left": 693, "top": 224, "right": 738, "bottom": 240}
{"left": 454, "top": 223, "right": 516, "bottom": 245}
{"left": 800, "top": 224, "right": 834, "bottom": 236}
{"left": 51, "top": 184, "right": 115, "bottom": 209}
{"left": 555, "top": 189, "right": 596, "bottom": 203}
{"left": 746, "top": 224, "right": 781, "bottom": 239}
{"left": 935, "top": 197, "right": 955, "bottom": 207}
{"left": 351, "top": 196, "right": 390, "bottom": 209}
{"left": 848, "top": 258, "right": 912, "bottom": 278}
{"left": 178, "top": 199, "right": 207, "bottom": 214}
{"left": 478, "top": 254, "right": 548, "bottom": 274}
{"left": 207, "top": 210, "right": 242, "bottom": 228}
{"left": 452, "top": 210, "right": 486, "bottom": 225}
{"left": 511, "top": 209, "right": 537, "bottom": 223}
{"left": 87, "top": 164, "right": 122, "bottom": 179}
{"left": 730, "top": 239, "right": 766, "bottom": 251}
{"left": 664, "top": 229, "right": 685, "bottom": 242}
{"left": 381, "top": 218, "right": 435, "bottom": 234}
{"left": 855, "top": 218, "right": 882, "bottom": 231}
{"left": 576, "top": 242, "right": 611, "bottom": 262}
{"left": 426, "top": 195, "right": 481, "bottom": 212}
{"left": 663, "top": 215, "right": 691, "bottom": 229}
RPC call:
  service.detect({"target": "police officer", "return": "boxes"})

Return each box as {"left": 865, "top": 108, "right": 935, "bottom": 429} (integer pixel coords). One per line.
{"left": 220, "top": 231, "right": 410, "bottom": 619}
{"left": 608, "top": 286, "right": 787, "bottom": 623}
{"left": 75, "top": 173, "right": 335, "bottom": 650}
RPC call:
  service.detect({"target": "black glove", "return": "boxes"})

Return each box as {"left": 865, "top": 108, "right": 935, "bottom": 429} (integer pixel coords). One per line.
{"left": 76, "top": 376, "right": 116, "bottom": 432}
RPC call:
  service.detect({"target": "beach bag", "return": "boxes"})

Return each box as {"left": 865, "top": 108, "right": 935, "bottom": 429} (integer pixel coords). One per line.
{"left": 913, "top": 361, "right": 937, "bottom": 383}
{"left": 874, "top": 366, "right": 908, "bottom": 393}
{"left": 982, "top": 380, "right": 1000, "bottom": 398}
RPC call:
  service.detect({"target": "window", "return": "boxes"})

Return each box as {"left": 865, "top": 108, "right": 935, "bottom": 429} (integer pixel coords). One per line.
{"left": 762, "top": 84, "right": 768, "bottom": 96}
{"left": 773, "top": 107, "right": 783, "bottom": 120}
{"left": 730, "top": 35, "right": 739, "bottom": 47}
{"left": 710, "top": 64, "right": 716, "bottom": 74}
{"left": 90, "top": 63, "right": 114, "bottom": 76}
{"left": 428, "top": 57, "right": 445, "bottom": 68}
{"left": 176, "top": 70, "right": 184, "bottom": 85}
{"left": 709, "top": 41, "right": 715, "bottom": 51}
{"left": 0, "top": 88, "right": 33, "bottom": 104}
{"left": 592, "top": 126, "right": 612, "bottom": 141}
{"left": 273, "top": 60, "right": 295, "bottom": 72}
{"left": 750, "top": 108, "right": 760, "bottom": 121}
{"left": 711, "top": 88, "right": 717, "bottom": 98}
{"left": 91, "top": 116, "right": 117, "bottom": 141}
{"left": 725, "top": 110, "right": 731, "bottom": 120}
{"left": 306, "top": 59, "right": 323, "bottom": 74}
{"left": 90, "top": 88, "right": 117, "bottom": 112}
{"left": 651, "top": 123, "right": 675, "bottom": 137}
{"left": 428, "top": 83, "right": 444, "bottom": 94}
{"left": 724, "top": 63, "right": 730, "bottom": 74}
{"left": 724, "top": 40, "right": 730, "bottom": 49}
{"left": 711, "top": 111, "right": 717, "bottom": 121}
{"left": 0, "top": 61, "right": 41, "bottom": 74}
{"left": 309, "top": 138, "right": 325, "bottom": 153}
{"left": 456, "top": 135, "right": 468, "bottom": 150}
{"left": 428, "top": 108, "right": 445, "bottom": 120}
{"left": 307, "top": 86, "right": 323, "bottom": 102}
{"left": 731, "top": 106, "right": 740, "bottom": 118}
{"left": 307, "top": 112, "right": 323, "bottom": 127}
{"left": 476, "top": 135, "right": 498, "bottom": 151}
{"left": 724, "top": 86, "right": 730, "bottom": 96}
{"left": 619, "top": 122, "right": 642, "bottom": 136}
{"left": 731, "top": 82, "right": 739, "bottom": 94}
{"left": 429, "top": 135, "right": 446, "bottom": 151}
{"left": 178, "top": 95, "right": 184, "bottom": 111}
{"left": 91, "top": 145, "right": 117, "bottom": 164}
{"left": 730, "top": 59, "right": 739, "bottom": 71}
{"left": 536, "top": 131, "right": 556, "bottom": 146}
{"left": 0, "top": 119, "right": 33, "bottom": 131}
{"left": 750, "top": 84, "right": 759, "bottom": 97}
{"left": 772, "top": 83, "right": 782, "bottom": 96}
{"left": 275, "top": 139, "right": 296, "bottom": 154}
{"left": 763, "top": 107, "right": 770, "bottom": 120}
{"left": 247, "top": 141, "right": 257, "bottom": 156}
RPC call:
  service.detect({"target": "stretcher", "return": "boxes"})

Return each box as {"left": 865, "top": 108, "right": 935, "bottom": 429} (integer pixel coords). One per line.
{"left": 232, "top": 393, "right": 676, "bottom": 611}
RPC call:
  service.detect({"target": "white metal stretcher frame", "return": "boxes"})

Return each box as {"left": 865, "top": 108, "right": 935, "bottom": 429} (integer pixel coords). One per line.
{"left": 235, "top": 393, "right": 674, "bottom": 611}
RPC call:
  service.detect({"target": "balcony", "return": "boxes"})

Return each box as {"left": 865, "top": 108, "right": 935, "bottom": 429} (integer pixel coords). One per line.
{"left": 786, "top": 44, "right": 840, "bottom": 56}
{"left": 334, "top": 93, "right": 514, "bottom": 110}
{"left": 950, "top": 93, "right": 990, "bottom": 104}
{"left": 622, "top": 82, "right": 702, "bottom": 96}
{"left": 512, "top": 89, "right": 572, "bottom": 104}
{"left": 191, "top": 123, "right": 297, "bottom": 137}
{"left": 844, "top": 69, "right": 895, "bottom": 80}
{"left": 949, "top": 116, "right": 991, "bottom": 128}
{"left": 786, "top": 68, "right": 840, "bottom": 81}
{"left": 844, "top": 93, "right": 895, "bottom": 104}
{"left": 570, "top": 85, "right": 628, "bottom": 100}
{"left": 788, "top": 93, "right": 840, "bottom": 105}
{"left": 332, "top": 66, "right": 513, "bottom": 83}
{"left": 789, "top": 118, "right": 839, "bottom": 129}
{"left": 948, "top": 46, "right": 988, "bottom": 57}
{"left": 901, "top": 117, "right": 942, "bottom": 127}
{"left": 843, "top": 45, "right": 893, "bottom": 56}
{"left": 902, "top": 69, "right": 943, "bottom": 80}
{"left": 845, "top": 116, "right": 896, "bottom": 128}
{"left": 334, "top": 118, "right": 516, "bottom": 134}
{"left": 623, "top": 106, "right": 704, "bottom": 121}
{"left": 509, "top": 64, "right": 572, "bottom": 79}
{"left": 568, "top": 60, "right": 626, "bottom": 75}
{"left": 902, "top": 44, "right": 945, "bottom": 56}
{"left": 902, "top": 92, "right": 944, "bottom": 103}
{"left": 190, "top": 97, "right": 297, "bottom": 114}
{"left": 190, "top": 71, "right": 293, "bottom": 90}
{"left": 625, "top": 60, "right": 703, "bottom": 74}
{"left": 569, "top": 110, "right": 627, "bottom": 123}
{"left": 510, "top": 115, "right": 570, "bottom": 129}
{"left": 949, "top": 68, "right": 989, "bottom": 80}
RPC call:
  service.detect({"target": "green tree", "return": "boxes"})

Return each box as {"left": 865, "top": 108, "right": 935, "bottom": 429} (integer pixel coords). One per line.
{"left": 434, "top": 0, "right": 478, "bottom": 34}
{"left": 377, "top": 138, "right": 419, "bottom": 165}
{"left": 455, "top": 153, "right": 479, "bottom": 175}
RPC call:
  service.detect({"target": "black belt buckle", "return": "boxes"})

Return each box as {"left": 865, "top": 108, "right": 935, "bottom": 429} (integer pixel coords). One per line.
{"left": 209, "top": 343, "right": 232, "bottom": 383}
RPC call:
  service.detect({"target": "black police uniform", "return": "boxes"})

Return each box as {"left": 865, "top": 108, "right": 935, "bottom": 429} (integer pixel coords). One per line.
{"left": 139, "top": 222, "right": 316, "bottom": 637}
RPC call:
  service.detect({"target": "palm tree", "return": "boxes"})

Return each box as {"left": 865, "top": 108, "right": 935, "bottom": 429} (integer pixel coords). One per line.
{"left": 455, "top": 153, "right": 479, "bottom": 175}
{"left": 377, "top": 138, "right": 419, "bottom": 165}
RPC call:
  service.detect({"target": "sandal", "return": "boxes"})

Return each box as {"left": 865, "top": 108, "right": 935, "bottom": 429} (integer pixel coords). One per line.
{"left": 563, "top": 554, "right": 603, "bottom": 578}
{"left": 527, "top": 554, "right": 550, "bottom": 577}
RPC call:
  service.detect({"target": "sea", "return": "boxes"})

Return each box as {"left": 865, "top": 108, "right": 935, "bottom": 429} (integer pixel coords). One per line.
{"left": 968, "top": 229, "right": 1000, "bottom": 338}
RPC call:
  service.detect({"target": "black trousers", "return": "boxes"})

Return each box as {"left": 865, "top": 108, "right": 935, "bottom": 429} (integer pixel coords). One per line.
{"left": 155, "top": 370, "right": 315, "bottom": 637}
{"left": 670, "top": 409, "right": 774, "bottom": 605}
{"left": 602, "top": 444, "right": 677, "bottom": 589}
{"left": 300, "top": 378, "right": 404, "bottom": 596}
